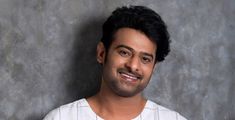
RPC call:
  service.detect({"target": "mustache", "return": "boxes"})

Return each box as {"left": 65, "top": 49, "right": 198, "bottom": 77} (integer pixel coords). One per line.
{"left": 117, "top": 68, "right": 143, "bottom": 80}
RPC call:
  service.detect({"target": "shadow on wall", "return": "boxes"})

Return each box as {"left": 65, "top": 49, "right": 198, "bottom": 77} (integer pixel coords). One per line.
{"left": 26, "top": 17, "right": 104, "bottom": 120}
{"left": 65, "top": 17, "right": 104, "bottom": 101}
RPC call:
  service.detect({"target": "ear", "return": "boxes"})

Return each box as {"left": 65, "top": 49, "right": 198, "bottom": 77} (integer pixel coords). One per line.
{"left": 96, "top": 42, "right": 106, "bottom": 64}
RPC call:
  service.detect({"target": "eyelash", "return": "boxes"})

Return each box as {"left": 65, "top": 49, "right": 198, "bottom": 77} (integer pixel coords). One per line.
{"left": 119, "top": 50, "right": 130, "bottom": 57}
{"left": 118, "top": 50, "right": 153, "bottom": 64}
{"left": 141, "top": 57, "right": 152, "bottom": 63}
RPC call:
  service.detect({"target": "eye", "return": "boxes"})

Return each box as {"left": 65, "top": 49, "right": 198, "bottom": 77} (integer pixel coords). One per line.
{"left": 118, "top": 49, "right": 131, "bottom": 57}
{"left": 141, "top": 56, "right": 152, "bottom": 64}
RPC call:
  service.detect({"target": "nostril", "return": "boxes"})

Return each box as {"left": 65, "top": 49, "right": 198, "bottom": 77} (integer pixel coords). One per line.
{"left": 125, "top": 62, "right": 139, "bottom": 72}
{"left": 127, "top": 58, "right": 140, "bottom": 71}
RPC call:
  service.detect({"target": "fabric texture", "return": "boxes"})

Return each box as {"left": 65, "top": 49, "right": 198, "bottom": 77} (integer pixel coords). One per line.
{"left": 43, "top": 98, "right": 187, "bottom": 120}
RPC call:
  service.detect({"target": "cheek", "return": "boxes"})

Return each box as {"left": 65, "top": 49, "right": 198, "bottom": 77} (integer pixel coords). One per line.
{"left": 143, "top": 66, "right": 154, "bottom": 76}
{"left": 105, "top": 55, "right": 124, "bottom": 74}
{"left": 108, "top": 53, "right": 127, "bottom": 66}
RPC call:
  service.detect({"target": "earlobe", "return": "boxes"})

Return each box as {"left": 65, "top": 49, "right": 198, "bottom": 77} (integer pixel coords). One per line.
{"left": 96, "top": 42, "right": 105, "bottom": 64}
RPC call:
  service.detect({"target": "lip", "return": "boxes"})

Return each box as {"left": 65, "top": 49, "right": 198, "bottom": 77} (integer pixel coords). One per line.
{"left": 119, "top": 71, "right": 140, "bottom": 82}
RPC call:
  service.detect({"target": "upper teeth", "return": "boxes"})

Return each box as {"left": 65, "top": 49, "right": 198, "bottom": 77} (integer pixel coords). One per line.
{"left": 121, "top": 73, "right": 138, "bottom": 80}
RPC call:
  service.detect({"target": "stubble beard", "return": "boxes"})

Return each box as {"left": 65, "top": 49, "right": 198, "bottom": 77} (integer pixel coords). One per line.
{"left": 103, "top": 68, "right": 150, "bottom": 97}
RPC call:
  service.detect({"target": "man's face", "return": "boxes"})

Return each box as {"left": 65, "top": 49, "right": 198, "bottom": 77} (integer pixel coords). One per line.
{"left": 97, "top": 28, "right": 157, "bottom": 97}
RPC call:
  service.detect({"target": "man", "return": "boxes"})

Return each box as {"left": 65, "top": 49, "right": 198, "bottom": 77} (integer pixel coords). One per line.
{"left": 44, "top": 6, "right": 187, "bottom": 120}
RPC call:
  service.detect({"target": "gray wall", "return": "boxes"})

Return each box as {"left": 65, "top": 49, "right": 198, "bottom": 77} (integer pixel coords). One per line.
{"left": 0, "top": 0, "right": 234, "bottom": 120}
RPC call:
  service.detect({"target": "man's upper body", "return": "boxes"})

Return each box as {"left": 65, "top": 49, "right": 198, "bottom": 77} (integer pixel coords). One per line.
{"left": 44, "top": 5, "right": 187, "bottom": 120}
{"left": 43, "top": 98, "right": 187, "bottom": 120}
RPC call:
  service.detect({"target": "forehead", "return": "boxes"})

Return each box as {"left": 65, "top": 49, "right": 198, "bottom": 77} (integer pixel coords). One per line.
{"left": 111, "top": 28, "right": 156, "bottom": 55}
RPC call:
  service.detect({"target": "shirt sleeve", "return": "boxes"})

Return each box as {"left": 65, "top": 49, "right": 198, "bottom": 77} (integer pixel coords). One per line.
{"left": 43, "top": 108, "right": 60, "bottom": 120}
{"left": 178, "top": 113, "right": 188, "bottom": 120}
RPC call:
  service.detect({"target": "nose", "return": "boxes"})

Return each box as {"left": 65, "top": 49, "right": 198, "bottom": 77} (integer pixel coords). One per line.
{"left": 125, "top": 56, "right": 141, "bottom": 72}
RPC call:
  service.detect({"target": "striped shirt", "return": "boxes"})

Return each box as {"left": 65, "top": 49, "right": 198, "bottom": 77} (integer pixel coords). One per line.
{"left": 43, "top": 98, "right": 187, "bottom": 120}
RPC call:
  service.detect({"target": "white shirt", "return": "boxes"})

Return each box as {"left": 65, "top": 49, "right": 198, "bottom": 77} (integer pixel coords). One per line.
{"left": 43, "top": 98, "right": 187, "bottom": 120}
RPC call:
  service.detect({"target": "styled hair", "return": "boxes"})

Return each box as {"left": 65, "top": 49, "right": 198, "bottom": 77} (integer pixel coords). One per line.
{"left": 101, "top": 5, "right": 170, "bottom": 62}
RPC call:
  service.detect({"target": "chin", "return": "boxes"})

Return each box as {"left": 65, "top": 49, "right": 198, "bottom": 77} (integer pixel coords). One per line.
{"left": 114, "top": 91, "right": 138, "bottom": 97}
{"left": 111, "top": 85, "right": 144, "bottom": 97}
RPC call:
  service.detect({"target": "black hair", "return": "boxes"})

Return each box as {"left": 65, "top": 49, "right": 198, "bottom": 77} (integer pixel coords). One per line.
{"left": 101, "top": 5, "right": 170, "bottom": 62}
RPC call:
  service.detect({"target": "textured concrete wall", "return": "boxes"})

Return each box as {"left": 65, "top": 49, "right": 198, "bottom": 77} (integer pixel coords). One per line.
{"left": 0, "top": 0, "right": 234, "bottom": 120}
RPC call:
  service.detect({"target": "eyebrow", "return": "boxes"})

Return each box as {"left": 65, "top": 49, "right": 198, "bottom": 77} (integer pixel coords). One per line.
{"left": 115, "top": 45, "right": 134, "bottom": 52}
{"left": 115, "top": 45, "right": 154, "bottom": 59}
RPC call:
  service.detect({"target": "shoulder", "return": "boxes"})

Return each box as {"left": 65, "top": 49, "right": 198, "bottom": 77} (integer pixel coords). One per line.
{"left": 43, "top": 98, "right": 88, "bottom": 120}
{"left": 142, "top": 100, "right": 187, "bottom": 120}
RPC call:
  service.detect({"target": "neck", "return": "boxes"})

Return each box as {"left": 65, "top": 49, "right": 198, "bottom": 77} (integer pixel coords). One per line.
{"left": 87, "top": 81, "right": 147, "bottom": 119}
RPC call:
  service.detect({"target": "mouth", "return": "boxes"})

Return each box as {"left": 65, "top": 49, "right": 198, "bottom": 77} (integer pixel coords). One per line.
{"left": 118, "top": 71, "right": 142, "bottom": 82}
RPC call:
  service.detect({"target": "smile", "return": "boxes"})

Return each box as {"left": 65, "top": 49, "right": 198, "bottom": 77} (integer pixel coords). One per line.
{"left": 119, "top": 71, "right": 140, "bottom": 82}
